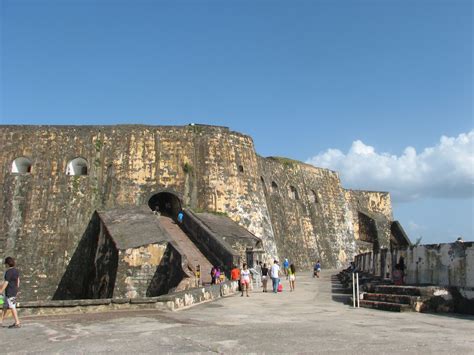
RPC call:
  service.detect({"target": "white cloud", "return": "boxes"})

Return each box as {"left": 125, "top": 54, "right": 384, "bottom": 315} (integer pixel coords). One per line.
{"left": 306, "top": 131, "right": 474, "bottom": 202}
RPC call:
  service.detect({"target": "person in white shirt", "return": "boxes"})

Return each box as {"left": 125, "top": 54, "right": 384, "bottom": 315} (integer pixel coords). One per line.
{"left": 240, "top": 263, "right": 252, "bottom": 297}
{"left": 270, "top": 260, "right": 281, "bottom": 293}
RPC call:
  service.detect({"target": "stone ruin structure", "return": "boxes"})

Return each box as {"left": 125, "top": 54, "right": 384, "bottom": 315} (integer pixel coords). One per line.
{"left": 0, "top": 124, "right": 410, "bottom": 301}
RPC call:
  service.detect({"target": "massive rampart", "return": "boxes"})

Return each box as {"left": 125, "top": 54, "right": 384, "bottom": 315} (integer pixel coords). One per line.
{"left": 0, "top": 124, "right": 396, "bottom": 301}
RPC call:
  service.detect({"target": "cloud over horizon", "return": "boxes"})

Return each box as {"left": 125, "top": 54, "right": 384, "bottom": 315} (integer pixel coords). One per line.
{"left": 306, "top": 131, "right": 474, "bottom": 202}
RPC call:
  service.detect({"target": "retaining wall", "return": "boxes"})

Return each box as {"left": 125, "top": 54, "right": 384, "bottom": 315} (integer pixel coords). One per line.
{"left": 18, "top": 280, "right": 239, "bottom": 317}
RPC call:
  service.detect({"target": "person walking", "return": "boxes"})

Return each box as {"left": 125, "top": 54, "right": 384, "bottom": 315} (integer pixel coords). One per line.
{"left": 314, "top": 260, "right": 321, "bottom": 278}
{"left": 288, "top": 263, "right": 296, "bottom": 291}
{"left": 215, "top": 267, "right": 221, "bottom": 284}
{"left": 283, "top": 258, "right": 289, "bottom": 279}
{"left": 231, "top": 265, "right": 241, "bottom": 292}
{"left": 210, "top": 266, "right": 217, "bottom": 285}
{"left": 270, "top": 260, "right": 280, "bottom": 293}
{"left": 1, "top": 257, "right": 21, "bottom": 328}
{"left": 177, "top": 210, "right": 184, "bottom": 223}
{"left": 261, "top": 263, "right": 269, "bottom": 292}
{"left": 240, "top": 263, "right": 251, "bottom": 297}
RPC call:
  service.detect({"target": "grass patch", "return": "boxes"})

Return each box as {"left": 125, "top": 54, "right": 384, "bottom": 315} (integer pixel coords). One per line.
{"left": 192, "top": 207, "right": 228, "bottom": 217}
{"left": 271, "top": 156, "right": 300, "bottom": 168}
{"left": 183, "top": 162, "right": 193, "bottom": 173}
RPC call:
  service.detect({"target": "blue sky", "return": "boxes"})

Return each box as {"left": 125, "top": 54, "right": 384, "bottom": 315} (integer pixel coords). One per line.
{"left": 1, "top": 0, "right": 472, "bottom": 243}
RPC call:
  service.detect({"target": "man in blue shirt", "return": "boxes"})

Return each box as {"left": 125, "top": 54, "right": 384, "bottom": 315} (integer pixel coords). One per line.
{"left": 313, "top": 261, "right": 321, "bottom": 278}
{"left": 283, "top": 258, "right": 289, "bottom": 279}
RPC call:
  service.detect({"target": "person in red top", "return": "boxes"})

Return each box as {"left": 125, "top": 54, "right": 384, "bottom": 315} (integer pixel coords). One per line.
{"left": 231, "top": 265, "right": 240, "bottom": 281}
{"left": 230, "top": 265, "right": 241, "bottom": 292}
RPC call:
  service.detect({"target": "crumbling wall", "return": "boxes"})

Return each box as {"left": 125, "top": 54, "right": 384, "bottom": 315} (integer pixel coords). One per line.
{"left": 191, "top": 129, "right": 278, "bottom": 260}
{"left": 405, "top": 242, "right": 474, "bottom": 287}
{"left": 355, "top": 242, "right": 474, "bottom": 288}
{"left": 344, "top": 190, "right": 393, "bottom": 253}
{"left": 114, "top": 242, "right": 170, "bottom": 298}
{"left": 258, "top": 158, "right": 356, "bottom": 268}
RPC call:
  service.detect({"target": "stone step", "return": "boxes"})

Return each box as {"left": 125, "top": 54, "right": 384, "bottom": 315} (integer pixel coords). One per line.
{"left": 159, "top": 216, "right": 213, "bottom": 284}
{"left": 370, "top": 285, "right": 423, "bottom": 296}
{"left": 358, "top": 299, "right": 413, "bottom": 312}
{"left": 362, "top": 293, "right": 417, "bottom": 305}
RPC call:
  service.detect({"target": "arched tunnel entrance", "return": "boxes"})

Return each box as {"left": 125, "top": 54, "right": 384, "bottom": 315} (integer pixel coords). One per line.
{"left": 148, "top": 192, "right": 182, "bottom": 219}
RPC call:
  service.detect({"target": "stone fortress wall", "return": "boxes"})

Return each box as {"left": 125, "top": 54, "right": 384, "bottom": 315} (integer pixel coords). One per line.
{"left": 0, "top": 124, "right": 395, "bottom": 301}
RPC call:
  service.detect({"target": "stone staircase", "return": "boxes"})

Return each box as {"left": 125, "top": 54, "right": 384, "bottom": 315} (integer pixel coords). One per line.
{"left": 359, "top": 284, "right": 453, "bottom": 312}
{"left": 339, "top": 269, "right": 453, "bottom": 313}
{"left": 159, "top": 216, "right": 213, "bottom": 284}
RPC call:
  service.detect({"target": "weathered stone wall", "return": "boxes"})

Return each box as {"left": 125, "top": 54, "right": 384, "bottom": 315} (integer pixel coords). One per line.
{"left": 355, "top": 242, "right": 474, "bottom": 288}
{"left": 344, "top": 190, "right": 393, "bottom": 252}
{"left": 0, "top": 125, "right": 275, "bottom": 300}
{"left": 404, "top": 243, "right": 474, "bottom": 287}
{"left": 181, "top": 210, "right": 240, "bottom": 274}
{"left": 258, "top": 158, "right": 358, "bottom": 268}
{"left": 90, "top": 222, "right": 118, "bottom": 299}
{"left": 0, "top": 124, "right": 394, "bottom": 300}
{"left": 114, "top": 242, "right": 189, "bottom": 298}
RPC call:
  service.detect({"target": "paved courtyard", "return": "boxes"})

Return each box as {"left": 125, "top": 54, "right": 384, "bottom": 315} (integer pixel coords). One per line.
{"left": 1, "top": 271, "right": 473, "bottom": 353}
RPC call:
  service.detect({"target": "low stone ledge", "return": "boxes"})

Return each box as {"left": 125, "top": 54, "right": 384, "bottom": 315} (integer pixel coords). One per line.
{"left": 130, "top": 298, "right": 158, "bottom": 304}
{"left": 18, "top": 280, "right": 238, "bottom": 316}
{"left": 76, "top": 299, "right": 112, "bottom": 306}
{"left": 112, "top": 298, "right": 131, "bottom": 304}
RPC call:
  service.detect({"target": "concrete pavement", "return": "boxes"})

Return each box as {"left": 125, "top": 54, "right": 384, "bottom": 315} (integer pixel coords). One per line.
{"left": 1, "top": 270, "right": 473, "bottom": 353}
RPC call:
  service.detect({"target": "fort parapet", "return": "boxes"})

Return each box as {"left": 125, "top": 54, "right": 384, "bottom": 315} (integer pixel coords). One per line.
{"left": 0, "top": 124, "right": 404, "bottom": 301}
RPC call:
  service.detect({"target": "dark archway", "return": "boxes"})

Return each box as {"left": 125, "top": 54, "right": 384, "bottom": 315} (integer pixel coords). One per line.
{"left": 148, "top": 192, "right": 182, "bottom": 218}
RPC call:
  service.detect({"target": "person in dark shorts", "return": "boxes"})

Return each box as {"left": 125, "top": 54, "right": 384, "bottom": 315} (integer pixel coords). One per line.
{"left": 261, "top": 262, "right": 269, "bottom": 292}
{"left": 313, "top": 260, "right": 321, "bottom": 278}
{"left": 1, "top": 256, "right": 21, "bottom": 328}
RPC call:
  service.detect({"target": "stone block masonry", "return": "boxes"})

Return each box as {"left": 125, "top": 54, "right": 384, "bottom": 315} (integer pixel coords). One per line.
{"left": 0, "top": 124, "right": 395, "bottom": 301}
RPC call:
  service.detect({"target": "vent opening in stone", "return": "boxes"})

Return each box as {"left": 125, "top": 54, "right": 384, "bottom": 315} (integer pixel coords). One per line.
{"left": 271, "top": 181, "right": 278, "bottom": 193}
{"left": 11, "top": 157, "right": 32, "bottom": 174}
{"left": 66, "top": 157, "right": 88, "bottom": 176}
{"left": 289, "top": 185, "right": 299, "bottom": 200}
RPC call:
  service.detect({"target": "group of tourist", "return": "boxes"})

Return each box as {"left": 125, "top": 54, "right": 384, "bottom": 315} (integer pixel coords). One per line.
{"left": 210, "top": 266, "right": 226, "bottom": 284}
{"left": 230, "top": 258, "right": 301, "bottom": 297}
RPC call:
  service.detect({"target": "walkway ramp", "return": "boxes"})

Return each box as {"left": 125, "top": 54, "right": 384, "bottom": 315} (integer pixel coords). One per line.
{"left": 159, "top": 216, "right": 213, "bottom": 284}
